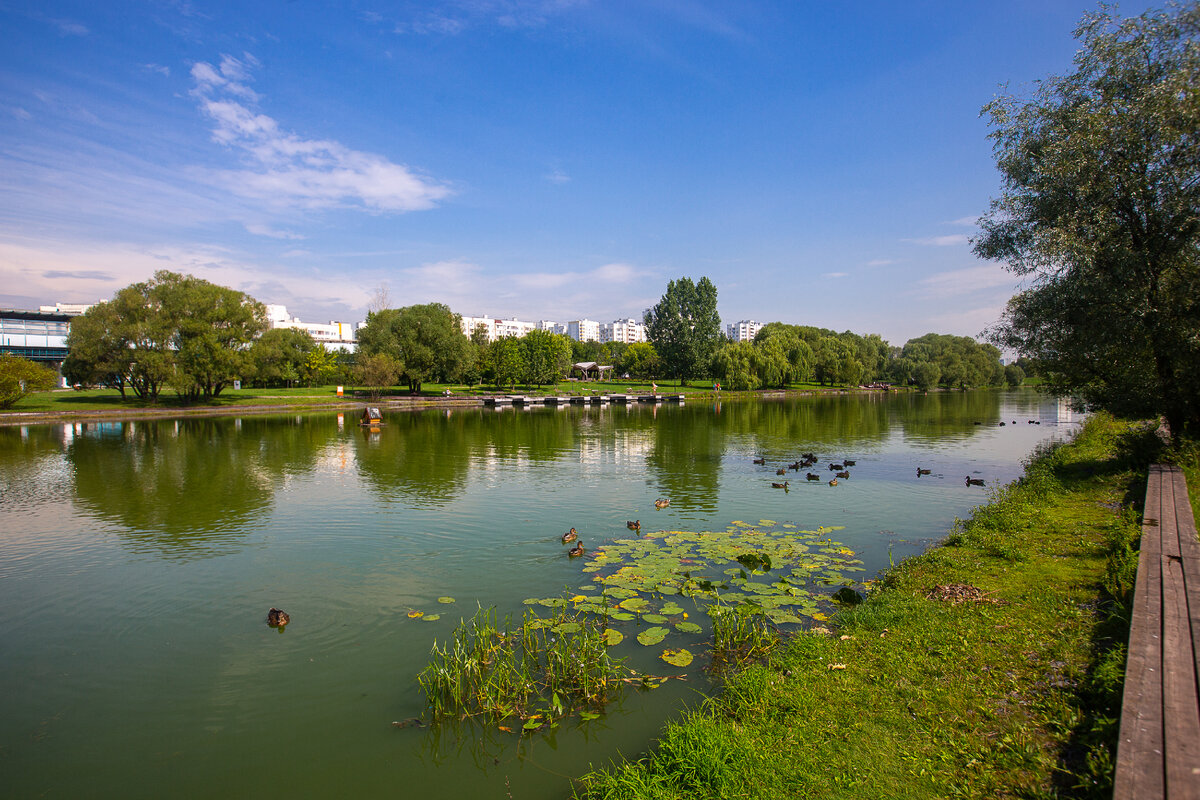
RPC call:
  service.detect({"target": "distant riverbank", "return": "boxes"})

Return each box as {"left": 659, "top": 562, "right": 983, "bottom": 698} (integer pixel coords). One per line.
{"left": 0, "top": 381, "right": 915, "bottom": 426}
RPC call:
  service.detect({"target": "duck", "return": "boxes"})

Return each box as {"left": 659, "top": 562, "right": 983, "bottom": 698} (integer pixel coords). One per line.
{"left": 788, "top": 461, "right": 801, "bottom": 470}
{"left": 829, "top": 463, "right": 844, "bottom": 471}
{"left": 771, "top": 481, "right": 789, "bottom": 489}
{"left": 626, "top": 520, "right": 641, "bottom": 531}
{"left": 776, "top": 467, "right": 787, "bottom": 476}
{"left": 917, "top": 467, "right": 931, "bottom": 476}
{"left": 562, "top": 527, "right": 578, "bottom": 543}
{"left": 828, "top": 478, "right": 839, "bottom": 486}
{"left": 655, "top": 498, "right": 670, "bottom": 509}
{"left": 568, "top": 541, "right": 585, "bottom": 557}
{"left": 752, "top": 457, "right": 765, "bottom": 465}
{"left": 806, "top": 472, "right": 821, "bottom": 481}
{"left": 966, "top": 476, "right": 986, "bottom": 486}
{"left": 843, "top": 459, "right": 856, "bottom": 467}
{"left": 266, "top": 608, "right": 290, "bottom": 627}
{"left": 836, "top": 470, "right": 850, "bottom": 479}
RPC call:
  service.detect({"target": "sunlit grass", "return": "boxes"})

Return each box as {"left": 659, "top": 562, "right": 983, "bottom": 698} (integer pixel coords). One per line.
{"left": 575, "top": 413, "right": 1162, "bottom": 799}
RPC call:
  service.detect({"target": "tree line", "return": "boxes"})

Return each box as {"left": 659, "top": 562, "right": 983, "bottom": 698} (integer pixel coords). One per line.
{"left": 51, "top": 268, "right": 1019, "bottom": 405}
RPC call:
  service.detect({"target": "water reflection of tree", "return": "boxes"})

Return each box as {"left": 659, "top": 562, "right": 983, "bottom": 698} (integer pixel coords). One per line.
{"left": 643, "top": 406, "right": 724, "bottom": 512}
{"left": 717, "top": 396, "right": 892, "bottom": 455}
{"left": 357, "top": 409, "right": 583, "bottom": 508}
{"left": 891, "top": 391, "right": 1004, "bottom": 443}
{"left": 0, "top": 425, "right": 73, "bottom": 509}
{"left": 69, "top": 416, "right": 336, "bottom": 558}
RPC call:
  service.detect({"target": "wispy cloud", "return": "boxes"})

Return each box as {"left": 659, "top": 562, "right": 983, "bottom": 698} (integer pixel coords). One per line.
{"left": 43, "top": 269, "right": 112, "bottom": 280}
{"left": 51, "top": 18, "right": 88, "bottom": 36}
{"left": 947, "top": 215, "right": 978, "bottom": 227}
{"left": 382, "top": 0, "right": 588, "bottom": 35}
{"left": 914, "top": 265, "right": 1015, "bottom": 299}
{"left": 244, "top": 223, "right": 304, "bottom": 239}
{"left": 190, "top": 54, "right": 452, "bottom": 213}
{"left": 864, "top": 258, "right": 894, "bottom": 268}
{"left": 904, "top": 234, "right": 969, "bottom": 247}
{"left": 545, "top": 168, "right": 570, "bottom": 184}
{"left": 8, "top": 106, "right": 32, "bottom": 121}
{"left": 144, "top": 63, "right": 171, "bottom": 77}
{"left": 823, "top": 271, "right": 849, "bottom": 279}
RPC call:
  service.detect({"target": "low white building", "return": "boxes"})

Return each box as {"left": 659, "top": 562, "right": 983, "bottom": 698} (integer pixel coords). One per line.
{"left": 460, "top": 315, "right": 498, "bottom": 341}
{"left": 265, "top": 305, "right": 359, "bottom": 351}
{"left": 727, "top": 320, "right": 764, "bottom": 342}
{"left": 600, "top": 318, "right": 647, "bottom": 344}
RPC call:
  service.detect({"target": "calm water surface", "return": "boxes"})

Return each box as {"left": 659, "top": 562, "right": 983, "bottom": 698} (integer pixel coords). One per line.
{"left": 0, "top": 391, "right": 1078, "bottom": 798}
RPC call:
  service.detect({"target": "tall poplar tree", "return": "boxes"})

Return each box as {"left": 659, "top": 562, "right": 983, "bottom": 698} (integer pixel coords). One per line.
{"left": 644, "top": 276, "right": 721, "bottom": 385}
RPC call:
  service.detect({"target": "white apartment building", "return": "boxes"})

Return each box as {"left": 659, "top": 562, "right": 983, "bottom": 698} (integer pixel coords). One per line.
{"left": 538, "top": 320, "right": 565, "bottom": 336}
{"left": 727, "top": 320, "right": 764, "bottom": 342}
{"left": 599, "top": 318, "right": 647, "bottom": 344}
{"left": 265, "top": 304, "right": 359, "bottom": 351}
{"left": 566, "top": 319, "right": 601, "bottom": 343}
{"left": 495, "top": 318, "right": 537, "bottom": 339}
{"left": 460, "top": 315, "right": 497, "bottom": 341}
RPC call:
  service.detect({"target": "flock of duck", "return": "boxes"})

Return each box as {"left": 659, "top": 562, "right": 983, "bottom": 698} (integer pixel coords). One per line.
{"left": 755, "top": 452, "right": 858, "bottom": 491}
{"left": 756, "top": 454, "right": 988, "bottom": 490}
{"left": 558, "top": 498, "right": 670, "bottom": 560}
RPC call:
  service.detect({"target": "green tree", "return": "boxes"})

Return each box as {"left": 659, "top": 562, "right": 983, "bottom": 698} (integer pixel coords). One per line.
{"left": 491, "top": 337, "right": 527, "bottom": 390}
{"left": 618, "top": 341, "right": 660, "bottom": 379}
{"left": 710, "top": 341, "right": 760, "bottom": 390}
{"left": 913, "top": 361, "right": 942, "bottom": 392}
{"left": 644, "top": 276, "right": 721, "bottom": 385}
{"left": 1004, "top": 363, "right": 1026, "bottom": 387}
{"left": 0, "top": 354, "right": 58, "bottom": 408}
{"left": 357, "top": 303, "right": 471, "bottom": 393}
{"left": 352, "top": 353, "right": 401, "bottom": 399}
{"left": 521, "top": 329, "right": 572, "bottom": 387}
{"left": 248, "top": 328, "right": 317, "bottom": 388}
{"left": 975, "top": 4, "right": 1200, "bottom": 436}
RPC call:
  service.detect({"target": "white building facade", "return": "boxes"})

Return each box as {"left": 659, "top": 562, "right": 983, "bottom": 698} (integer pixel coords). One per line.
{"left": 265, "top": 305, "right": 359, "bottom": 351}
{"left": 566, "top": 319, "right": 601, "bottom": 343}
{"left": 727, "top": 320, "right": 764, "bottom": 342}
{"left": 599, "top": 318, "right": 647, "bottom": 344}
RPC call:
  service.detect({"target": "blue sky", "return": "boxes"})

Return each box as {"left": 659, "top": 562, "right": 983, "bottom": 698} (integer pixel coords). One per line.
{"left": 0, "top": 1, "right": 1157, "bottom": 345}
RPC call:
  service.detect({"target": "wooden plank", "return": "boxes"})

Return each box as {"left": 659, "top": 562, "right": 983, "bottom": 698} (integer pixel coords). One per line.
{"left": 1162, "top": 466, "right": 1182, "bottom": 559}
{"left": 1161, "top": 553, "right": 1200, "bottom": 799}
{"left": 1114, "top": 466, "right": 1167, "bottom": 799}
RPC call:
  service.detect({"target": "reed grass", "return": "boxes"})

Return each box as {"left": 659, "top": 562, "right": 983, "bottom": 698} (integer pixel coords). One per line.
{"left": 707, "top": 600, "right": 778, "bottom": 669}
{"left": 417, "top": 605, "right": 624, "bottom": 728}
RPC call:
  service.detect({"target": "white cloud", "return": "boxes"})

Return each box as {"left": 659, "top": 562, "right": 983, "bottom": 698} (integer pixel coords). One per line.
{"left": 914, "top": 264, "right": 1016, "bottom": 299}
{"left": 948, "top": 215, "right": 979, "bottom": 227}
{"left": 52, "top": 19, "right": 88, "bottom": 36}
{"left": 864, "top": 259, "right": 895, "bottom": 267}
{"left": 9, "top": 107, "right": 32, "bottom": 120}
{"left": 904, "top": 234, "right": 970, "bottom": 247}
{"left": 545, "top": 168, "right": 570, "bottom": 184}
{"left": 823, "top": 271, "right": 849, "bottom": 279}
{"left": 190, "top": 54, "right": 451, "bottom": 213}
{"left": 144, "top": 63, "right": 171, "bottom": 77}
{"left": 244, "top": 223, "right": 304, "bottom": 239}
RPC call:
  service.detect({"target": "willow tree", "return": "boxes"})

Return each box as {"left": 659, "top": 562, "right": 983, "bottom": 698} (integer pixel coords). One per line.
{"left": 974, "top": 5, "right": 1200, "bottom": 436}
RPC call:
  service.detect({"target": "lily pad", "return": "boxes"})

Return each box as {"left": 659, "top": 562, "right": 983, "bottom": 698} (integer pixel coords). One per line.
{"left": 637, "top": 626, "right": 669, "bottom": 646}
{"left": 641, "top": 614, "right": 668, "bottom": 624}
{"left": 437, "top": 597, "right": 456, "bottom": 604}
{"left": 610, "top": 612, "right": 635, "bottom": 621}
{"left": 407, "top": 610, "right": 424, "bottom": 618}
{"left": 604, "top": 629, "right": 624, "bottom": 646}
{"left": 675, "top": 621, "right": 702, "bottom": 633}
{"left": 619, "top": 597, "right": 649, "bottom": 612}
{"left": 553, "top": 622, "right": 582, "bottom": 634}
{"left": 422, "top": 614, "right": 441, "bottom": 622}
{"left": 660, "top": 602, "right": 684, "bottom": 616}
{"left": 661, "top": 648, "right": 694, "bottom": 667}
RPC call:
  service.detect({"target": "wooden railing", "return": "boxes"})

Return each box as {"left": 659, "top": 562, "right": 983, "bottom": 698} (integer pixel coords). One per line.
{"left": 1113, "top": 464, "right": 1200, "bottom": 799}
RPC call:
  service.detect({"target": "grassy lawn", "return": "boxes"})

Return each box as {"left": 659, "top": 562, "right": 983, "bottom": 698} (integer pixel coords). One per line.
{"left": 576, "top": 414, "right": 1186, "bottom": 799}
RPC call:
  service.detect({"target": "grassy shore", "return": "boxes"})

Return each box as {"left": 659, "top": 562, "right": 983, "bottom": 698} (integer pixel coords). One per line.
{"left": 0, "top": 379, "right": 859, "bottom": 422}
{"left": 576, "top": 414, "right": 1198, "bottom": 799}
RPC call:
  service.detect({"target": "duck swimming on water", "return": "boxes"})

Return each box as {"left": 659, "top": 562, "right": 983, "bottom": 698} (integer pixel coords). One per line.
{"left": 267, "top": 608, "right": 290, "bottom": 627}
{"left": 562, "top": 527, "right": 578, "bottom": 543}
{"left": 626, "top": 520, "right": 641, "bottom": 531}
{"left": 568, "top": 541, "right": 585, "bottom": 557}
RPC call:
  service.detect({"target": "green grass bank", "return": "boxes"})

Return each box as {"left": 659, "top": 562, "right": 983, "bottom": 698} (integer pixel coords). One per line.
{"left": 576, "top": 414, "right": 1199, "bottom": 799}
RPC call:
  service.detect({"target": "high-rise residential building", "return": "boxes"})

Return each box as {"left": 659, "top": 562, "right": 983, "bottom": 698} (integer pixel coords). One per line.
{"left": 727, "top": 320, "right": 764, "bottom": 342}
{"left": 600, "top": 318, "right": 647, "bottom": 344}
{"left": 566, "top": 319, "right": 601, "bottom": 342}
{"left": 495, "top": 318, "right": 536, "bottom": 339}
{"left": 460, "top": 315, "right": 497, "bottom": 341}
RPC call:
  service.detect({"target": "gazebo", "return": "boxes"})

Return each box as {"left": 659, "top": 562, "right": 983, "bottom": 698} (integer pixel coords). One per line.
{"left": 571, "top": 362, "right": 614, "bottom": 381}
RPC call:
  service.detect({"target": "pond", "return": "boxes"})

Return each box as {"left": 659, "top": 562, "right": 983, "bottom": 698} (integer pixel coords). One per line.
{"left": 0, "top": 391, "right": 1078, "bottom": 798}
